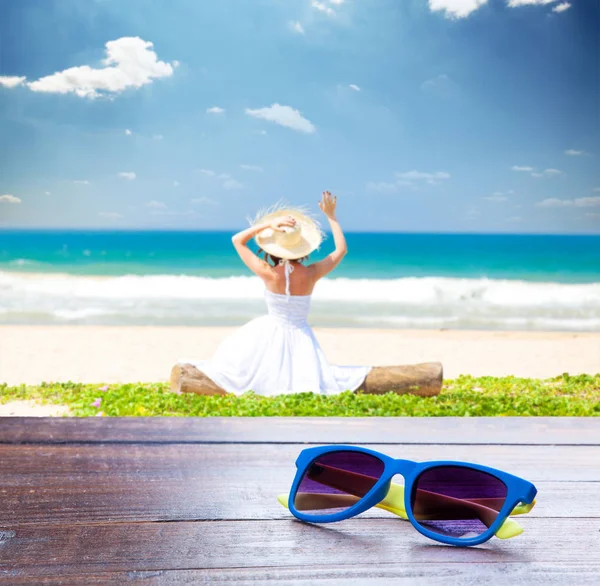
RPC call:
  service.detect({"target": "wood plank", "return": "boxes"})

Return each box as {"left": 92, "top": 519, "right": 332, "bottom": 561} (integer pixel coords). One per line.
{"left": 2, "top": 563, "right": 600, "bottom": 585}
{"left": 1, "top": 519, "right": 598, "bottom": 578}
{"left": 0, "top": 479, "right": 594, "bottom": 525}
{"left": 1, "top": 443, "right": 597, "bottom": 482}
{"left": 0, "top": 443, "right": 597, "bottom": 525}
{"left": 1, "top": 417, "right": 598, "bottom": 445}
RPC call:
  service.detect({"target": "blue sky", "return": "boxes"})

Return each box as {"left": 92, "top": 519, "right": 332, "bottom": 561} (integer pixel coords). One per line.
{"left": 0, "top": 0, "right": 598, "bottom": 233}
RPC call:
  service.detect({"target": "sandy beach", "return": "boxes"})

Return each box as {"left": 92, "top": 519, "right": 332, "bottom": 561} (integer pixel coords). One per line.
{"left": 1, "top": 325, "right": 599, "bottom": 386}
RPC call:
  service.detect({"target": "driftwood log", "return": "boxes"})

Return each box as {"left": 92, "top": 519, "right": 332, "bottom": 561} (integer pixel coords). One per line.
{"left": 170, "top": 362, "right": 443, "bottom": 397}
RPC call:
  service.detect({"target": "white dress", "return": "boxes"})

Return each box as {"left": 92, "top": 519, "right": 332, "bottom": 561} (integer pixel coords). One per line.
{"left": 179, "top": 283, "right": 371, "bottom": 396}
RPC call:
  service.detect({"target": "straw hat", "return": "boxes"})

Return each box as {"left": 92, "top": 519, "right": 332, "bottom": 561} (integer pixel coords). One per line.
{"left": 251, "top": 203, "right": 325, "bottom": 260}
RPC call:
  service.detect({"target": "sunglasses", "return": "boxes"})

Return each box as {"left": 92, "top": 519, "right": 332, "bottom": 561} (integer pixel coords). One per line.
{"left": 277, "top": 445, "right": 537, "bottom": 547}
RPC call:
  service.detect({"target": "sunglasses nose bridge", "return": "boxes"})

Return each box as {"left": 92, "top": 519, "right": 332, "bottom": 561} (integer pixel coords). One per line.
{"left": 390, "top": 459, "right": 417, "bottom": 480}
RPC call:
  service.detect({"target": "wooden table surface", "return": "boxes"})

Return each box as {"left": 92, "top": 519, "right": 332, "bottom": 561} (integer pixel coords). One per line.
{"left": 1, "top": 417, "right": 599, "bottom": 585}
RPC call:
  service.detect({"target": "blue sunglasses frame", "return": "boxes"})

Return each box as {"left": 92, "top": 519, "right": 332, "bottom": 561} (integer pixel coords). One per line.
{"left": 282, "top": 445, "right": 537, "bottom": 547}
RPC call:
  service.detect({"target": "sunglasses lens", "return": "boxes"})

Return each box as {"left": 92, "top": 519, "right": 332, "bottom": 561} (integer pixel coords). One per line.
{"left": 294, "top": 451, "right": 385, "bottom": 517}
{"left": 411, "top": 466, "right": 508, "bottom": 539}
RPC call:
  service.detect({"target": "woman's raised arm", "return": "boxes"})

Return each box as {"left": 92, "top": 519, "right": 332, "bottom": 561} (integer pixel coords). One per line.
{"left": 231, "top": 216, "right": 296, "bottom": 279}
{"left": 309, "top": 191, "right": 347, "bottom": 280}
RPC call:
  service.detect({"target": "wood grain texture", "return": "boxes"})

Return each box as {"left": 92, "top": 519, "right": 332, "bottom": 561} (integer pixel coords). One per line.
{"left": 356, "top": 363, "right": 443, "bottom": 396}
{"left": 0, "top": 478, "right": 595, "bottom": 525}
{"left": 1, "top": 443, "right": 598, "bottom": 527}
{"left": 0, "top": 444, "right": 598, "bottom": 525}
{"left": 3, "top": 564, "right": 600, "bottom": 586}
{"left": 1, "top": 417, "right": 598, "bottom": 584}
{"left": 170, "top": 363, "right": 228, "bottom": 396}
{"left": 1, "top": 519, "right": 599, "bottom": 578}
{"left": 1, "top": 442, "right": 599, "bottom": 481}
{"left": 1, "top": 417, "right": 598, "bottom": 445}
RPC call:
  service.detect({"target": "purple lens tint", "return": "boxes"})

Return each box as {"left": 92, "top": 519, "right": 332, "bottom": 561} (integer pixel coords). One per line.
{"left": 294, "top": 451, "right": 385, "bottom": 516}
{"left": 411, "top": 466, "right": 508, "bottom": 539}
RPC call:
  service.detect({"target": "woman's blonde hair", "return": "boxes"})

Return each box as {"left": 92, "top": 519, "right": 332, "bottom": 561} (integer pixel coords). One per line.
{"left": 256, "top": 247, "right": 309, "bottom": 266}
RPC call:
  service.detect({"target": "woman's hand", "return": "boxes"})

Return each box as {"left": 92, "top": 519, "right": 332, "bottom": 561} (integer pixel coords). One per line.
{"left": 319, "top": 191, "right": 337, "bottom": 220}
{"left": 269, "top": 215, "right": 296, "bottom": 232}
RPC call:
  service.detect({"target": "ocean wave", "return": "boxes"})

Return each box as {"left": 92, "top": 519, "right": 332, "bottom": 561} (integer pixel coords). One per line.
{"left": 1, "top": 271, "right": 599, "bottom": 305}
{"left": 356, "top": 315, "right": 600, "bottom": 331}
{"left": 52, "top": 307, "right": 116, "bottom": 320}
{"left": 0, "top": 271, "right": 599, "bottom": 330}
{"left": 7, "top": 258, "right": 41, "bottom": 267}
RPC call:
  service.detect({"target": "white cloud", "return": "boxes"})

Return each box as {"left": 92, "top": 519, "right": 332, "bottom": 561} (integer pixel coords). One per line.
{"left": 508, "top": 0, "right": 572, "bottom": 13}
{"left": 173, "top": 180, "right": 180, "bottom": 187}
{"left": 537, "top": 198, "right": 570, "bottom": 207}
{"left": 312, "top": 1, "right": 335, "bottom": 16}
{"left": 240, "top": 164, "right": 263, "bottom": 172}
{"left": 330, "top": 0, "right": 345, "bottom": 4}
{"left": 536, "top": 197, "right": 600, "bottom": 208}
{"left": 396, "top": 171, "right": 450, "bottom": 185}
{"left": 207, "top": 106, "right": 225, "bottom": 114}
{"left": 565, "top": 149, "right": 585, "bottom": 156}
{"left": 145, "top": 200, "right": 167, "bottom": 209}
{"left": 99, "top": 212, "right": 123, "bottom": 220}
{"left": 428, "top": 0, "right": 488, "bottom": 20}
{"left": 366, "top": 182, "right": 398, "bottom": 193}
{"left": 289, "top": 21, "right": 305, "bottom": 34}
{"left": 0, "top": 194, "right": 21, "bottom": 204}
{"left": 572, "top": 197, "right": 600, "bottom": 207}
{"left": 258, "top": 130, "right": 268, "bottom": 135}
{"left": 73, "top": 180, "right": 90, "bottom": 185}
{"left": 508, "top": 0, "right": 559, "bottom": 6}
{"left": 421, "top": 74, "right": 461, "bottom": 100}
{"left": 45, "top": 191, "right": 51, "bottom": 195}
{"left": 0, "top": 76, "right": 26, "bottom": 88}
{"left": 428, "top": 0, "right": 568, "bottom": 20}
{"left": 149, "top": 209, "right": 196, "bottom": 217}
{"left": 396, "top": 171, "right": 451, "bottom": 180}
{"left": 198, "top": 169, "right": 215, "bottom": 176}
{"left": 349, "top": 84, "right": 360, "bottom": 91}
{"left": 512, "top": 165, "right": 534, "bottom": 172}
{"left": 118, "top": 171, "right": 136, "bottom": 180}
{"left": 125, "top": 129, "right": 132, "bottom": 136}
{"left": 172, "top": 60, "right": 181, "bottom": 68}
{"left": 466, "top": 206, "right": 480, "bottom": 219}
{"left": 25, "top": 37, "right": 174, "bottom": 99}
{"left": 532, "top": 168, "right": 562, "bottom": 178}
{"left": 482, "top": 192, "right": 508, "bottom": 202}
{"left": 552, "top": 2, "right": 571, "bottom": 12}
{"left": 245, "top": 103, "right": 316, "bottom": 134}
{"left": 223, "top": 178, "right": 243, "bottom": 190}
{"left": 191, "top": 197, "right": 217, "bottom": 205}
{"left": 153, "top": 134, "right": 164, "bottom": 140}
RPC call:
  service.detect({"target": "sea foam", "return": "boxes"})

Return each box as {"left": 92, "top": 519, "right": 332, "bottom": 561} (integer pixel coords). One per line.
{"left": 1, "top": 271, "right": 599, "bottom": 330}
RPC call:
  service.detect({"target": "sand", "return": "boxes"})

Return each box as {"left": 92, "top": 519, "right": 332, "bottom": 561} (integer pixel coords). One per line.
{"left": 0, "top": 400, "right": 72, "bottom": 417}
{"left": 1, "top": 325, "right": 599, "bottom": 387}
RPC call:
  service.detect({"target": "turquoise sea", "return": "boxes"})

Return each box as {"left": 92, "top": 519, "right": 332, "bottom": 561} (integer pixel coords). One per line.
{"left": 1, "top": 230, "right": 599, "bottom": 330}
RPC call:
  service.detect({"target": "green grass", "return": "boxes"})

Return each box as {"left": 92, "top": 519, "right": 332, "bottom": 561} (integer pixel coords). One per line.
{"left": 1, "top": 373, "right": 598, "bottom": 417}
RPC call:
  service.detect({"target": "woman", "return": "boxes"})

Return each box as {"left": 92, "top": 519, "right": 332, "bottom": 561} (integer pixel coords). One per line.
{"left": 179, "top": 191, "right": 371, "bottom": 395}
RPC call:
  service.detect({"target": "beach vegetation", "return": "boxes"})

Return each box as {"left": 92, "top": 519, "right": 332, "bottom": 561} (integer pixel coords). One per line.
{"left": 1, "top": 373, "right": 598, "bottom": 417}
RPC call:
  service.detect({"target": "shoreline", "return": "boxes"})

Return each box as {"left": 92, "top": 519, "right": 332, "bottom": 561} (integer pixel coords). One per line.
{"left": 2, "top": 268, "right": 599, "bottom": 332}
{"left": 1, "top": 325, "right": 599, "bottom": 386}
